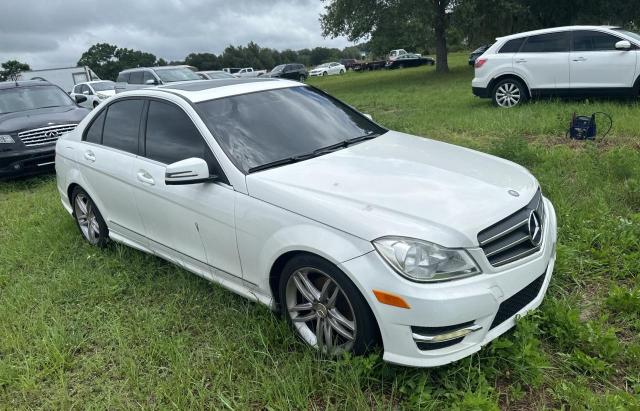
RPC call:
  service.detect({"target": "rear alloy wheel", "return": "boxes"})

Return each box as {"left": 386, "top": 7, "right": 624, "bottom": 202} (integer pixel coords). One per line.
{"left": 492, "top": 78, "right": 528, "bottom": 108}
{"left": 339, "top": 69, "right": 345, "bottom": 75}
{"left": 72, "top": 187, "right": 108, "bottom": 247}
{"left": 322, "top": 71, "right": 328, "bottom": 76}
{"left": 299, "top": 75, "right": 306, "bottom": 82}
{"left": 280, "top": 255, "right": 378, "bottom": 355}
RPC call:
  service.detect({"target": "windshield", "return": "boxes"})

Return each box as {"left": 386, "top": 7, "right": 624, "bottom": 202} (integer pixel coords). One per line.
{"left": 271, "top": 64, "right": 285, "bottom": 73}
{"left": 613, "top": 28, "right": 640, "bottom": 43}
{"left": 90, "top": 81, "right": 115, "bottom": 91}
{"left": 0, "top": 85, "right": 74, "bottom": 114}
{"left": 155, "top": 68, "right": 201, "bottom": 83}
{"left": 197, "top": 86, "right": 386, "bottom": 173}
{"left": 316, "top": 63, "right": 330, "bottom": 68}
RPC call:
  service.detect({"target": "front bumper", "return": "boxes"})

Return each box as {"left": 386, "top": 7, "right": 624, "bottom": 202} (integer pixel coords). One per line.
{"left": 0, "top": 145, "right": 56, "bottom": 178}
{"left": 340, "top": 197, "right": 557, "bottom": 367}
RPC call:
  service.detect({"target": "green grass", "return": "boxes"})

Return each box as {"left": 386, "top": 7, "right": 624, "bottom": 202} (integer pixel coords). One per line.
{"left": 1, "top": 53, "right": 639, "bottom": 409}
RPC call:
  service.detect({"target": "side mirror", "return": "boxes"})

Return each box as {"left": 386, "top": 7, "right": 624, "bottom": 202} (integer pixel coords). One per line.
{"left": 75, "top": 95, "right": 87, "bottom": 103}
{"left": 145, "top": 78, "right": 158, "bottom": 85}
{"left": 615, "top": 40, "right": 631, "bottom": 50}
{"left": 165, "top": 157, "right": 216, "bottom": 185}
{"left": 363, "top": 113, "right": 373, "bottom": 120}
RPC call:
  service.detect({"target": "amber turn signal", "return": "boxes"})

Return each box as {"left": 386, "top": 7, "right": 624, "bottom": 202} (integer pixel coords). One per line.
{"left": 373, "top": 290, "right": 411, "bottom": 309}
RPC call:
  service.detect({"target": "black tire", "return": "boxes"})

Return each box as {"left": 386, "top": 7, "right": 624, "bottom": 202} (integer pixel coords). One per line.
{"left": 71, "top": 187, "right": 109, "bottom": 247}
{"left": 322, "top": 71, "right": 328, "bottom": 76}
{"left": 339, "top": 69, "right": 345, "bottom": 75}
{"left": 492, "top": 78, "right": 529, "bottom": 108}
{"left": 398, "top": 64, "right": 405, "bottom": 69}
{"left": 298, "top": 74, "right": 306, "bottom": 83}
{"left": 279, "top": 254, "right": 379, "bottom": 355}
{"left": 93, "top": 101, "right": 99, "bottom": 108}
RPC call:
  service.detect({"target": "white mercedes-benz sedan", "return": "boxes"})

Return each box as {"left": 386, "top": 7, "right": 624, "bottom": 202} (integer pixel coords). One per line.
{"left": 55, "top": 78, "right": 557, "bottom": 367}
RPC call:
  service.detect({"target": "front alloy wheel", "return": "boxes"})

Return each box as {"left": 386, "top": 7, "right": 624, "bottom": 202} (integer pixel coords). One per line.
{"left": 493, "top": 79, "right": 527, "bottom": 108}
{"left": 280, "top": 255, "right": 378, "bottom": 355}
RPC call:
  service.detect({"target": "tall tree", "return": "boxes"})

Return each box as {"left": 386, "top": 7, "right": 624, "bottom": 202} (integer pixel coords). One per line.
{"left": 321, "top": 0, "right": 453, "bottom": 72}
{"left": 0, "top": 60, "right": 30, "bottom": 81}
{"left": 78, "top": 43, "right": 158, "bottom": 80}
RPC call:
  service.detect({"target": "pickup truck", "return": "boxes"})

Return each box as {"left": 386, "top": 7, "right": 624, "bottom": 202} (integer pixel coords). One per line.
{"left": 222, "top": 67, "right": 267, "bottom": 78}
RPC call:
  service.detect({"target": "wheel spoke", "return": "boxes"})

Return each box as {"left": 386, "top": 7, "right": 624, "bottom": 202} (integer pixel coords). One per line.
{"left": 75, "top": 196, "right": 87, "bottom": 216}
{"left": 288, "top": 302, "right": 312, "bottom": 312}
{"left": 293, "top": 271, "right": 320, "bottom": 302}
{"left": 326, "top": 287, "right": 340, "bottom": 308}
{"left": 328, "top": 317, "right": 355, "bottom": 341}
{"left": 315, "top": 318, "right": 324, "bottom": 350}
{"left": 329, "top": 309, "right": 355, "bottom": 332}
{"left": 323, "top": 319, "right": 334, "bottom": 350}
{"left": 292, "top": 312, "right": 316, "bottom": 323}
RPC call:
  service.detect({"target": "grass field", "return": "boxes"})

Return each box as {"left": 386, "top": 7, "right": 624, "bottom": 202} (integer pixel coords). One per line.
{"left": 1, "top": 53, "right": 639, "bottom": 409}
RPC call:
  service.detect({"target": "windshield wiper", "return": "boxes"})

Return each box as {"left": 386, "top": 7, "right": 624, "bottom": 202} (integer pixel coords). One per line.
{"left": 248, "top": 153, "right": 315, "bottom": 173}
{"left": 247, "top": 133, "right": 380, "bottom": 173}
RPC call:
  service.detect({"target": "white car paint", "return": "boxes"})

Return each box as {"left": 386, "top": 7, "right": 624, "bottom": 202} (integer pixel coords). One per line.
{"left": 473, "top": 25, "right": 640, "bottom": 107}
{"left": 70, "top": 81, "right": 116, "bottom": 109}
{"left": 309, "top": 62, "right": 346, "bottom": 77}
{"left": 55, "top": 79, "right": 557, "bottom": 367}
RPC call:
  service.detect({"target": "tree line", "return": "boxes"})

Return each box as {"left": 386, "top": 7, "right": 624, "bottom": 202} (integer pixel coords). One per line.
{"left": 74, "top": 42, "right": 363, "bottom": 81}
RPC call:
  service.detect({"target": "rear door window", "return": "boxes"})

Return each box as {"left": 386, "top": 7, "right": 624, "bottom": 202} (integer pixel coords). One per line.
{"left": 116, "top": 72, "right": 130, "bottom": 83}
{"left": 102, "top": 99, "right": 144, "bottom": 154}
{"left": 573, "top": 30, "right": 624, "bottom": 51}
{"left": 520, "top": 32, "right": 570, "bottom": 53}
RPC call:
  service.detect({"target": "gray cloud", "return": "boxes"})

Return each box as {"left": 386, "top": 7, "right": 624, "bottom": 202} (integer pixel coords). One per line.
{"left": 0, "top": 0, "right": 350, "bottom": 69}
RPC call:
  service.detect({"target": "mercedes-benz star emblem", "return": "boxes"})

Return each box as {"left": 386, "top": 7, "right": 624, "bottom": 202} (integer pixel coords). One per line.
{"left": 44, "top": 130, "right": 60, "bottom": 138}
{"left": 528, "top": 210, "right": 542, "bottom": 246}
{"left": 508, "top": 189, "right": 520, "bottom": 197}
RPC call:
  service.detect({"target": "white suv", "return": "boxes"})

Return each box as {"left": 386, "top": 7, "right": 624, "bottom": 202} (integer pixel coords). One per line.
{"left": 55, "top": 79, "right": 557, "bottom": 367}
{"left": 472, "top": 26, "right": 640, "bottom": 107}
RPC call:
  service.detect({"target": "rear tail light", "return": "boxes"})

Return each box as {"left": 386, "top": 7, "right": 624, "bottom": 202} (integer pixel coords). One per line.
{"left": 475, "top": 58, "right": 488, "bottom": 69}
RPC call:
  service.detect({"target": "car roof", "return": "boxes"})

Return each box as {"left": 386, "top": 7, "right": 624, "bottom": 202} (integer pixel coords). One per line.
{"left": 0, "top": 80, "right": 53, "bottom": 90}
{"left": 496, "top": 25, "right": 620, "bottom": 41}
{"left": 119, "top": 78, "right": 303, "bottom": 103}
{"left": 120, "top": 65, "right": 196, "bottom": 73}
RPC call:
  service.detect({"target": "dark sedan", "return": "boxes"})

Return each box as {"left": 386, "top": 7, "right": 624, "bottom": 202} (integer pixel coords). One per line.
{"left": 0, "top": 80, "right": 89, "bottom": 178}
{"left": 468, "top": 44, "right": 492, "bottom": 66}
{"left": 385, "top": 54, "right": 435, "bottom": 69}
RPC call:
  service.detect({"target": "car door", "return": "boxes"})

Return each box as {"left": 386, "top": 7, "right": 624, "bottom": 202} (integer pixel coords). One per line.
{"left": 132, "top": 98, "right": 242, "bottom": 280}
{"left": 513, "top": 31, "right": 571, "bottom": 93}
{"left": 570, "top": 30, "right": 638, "bottom": 90}
{"left": 78, "top": 99, "right": 149, "bottom": 248}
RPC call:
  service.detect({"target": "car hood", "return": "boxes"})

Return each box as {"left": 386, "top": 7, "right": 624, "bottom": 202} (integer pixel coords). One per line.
{"left": 0, "top": 105, "right": 89, "bottom": 134}
{"left": 246, "top": 131, "right": 539, "bottom": 248}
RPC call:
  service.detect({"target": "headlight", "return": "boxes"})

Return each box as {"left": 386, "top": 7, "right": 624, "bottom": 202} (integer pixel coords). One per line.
{"left": 0, "top": 134, "right": 15, "bottom": 144}
{"left": 373, "top": 236, "right": 481, "bottom": 282}
{"left": 97, "top": 93, "right": 108, "bottom": 99}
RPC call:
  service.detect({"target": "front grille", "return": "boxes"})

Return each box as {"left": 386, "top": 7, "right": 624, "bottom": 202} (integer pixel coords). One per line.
{"left": 18, "top": 124, "right": 78, "bottom": 147}
{"left": 478, "top": 189, "right": 545, "bottom": 267}
{"left": 490, "top": 272, "right": 545, "bottom": 329}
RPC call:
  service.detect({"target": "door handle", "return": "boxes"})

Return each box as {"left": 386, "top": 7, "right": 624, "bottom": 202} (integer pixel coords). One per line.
{"left": 515, "top": 58, "right": 527, "bottom": 63}
{"left": 137, "top": 170, "right": 155, "bottom": 186}
{"left": 83, "top": 150, "right": 95, "bottom": 162}
{"left": 572, "top": 57, "right": 586, "bottom": 62}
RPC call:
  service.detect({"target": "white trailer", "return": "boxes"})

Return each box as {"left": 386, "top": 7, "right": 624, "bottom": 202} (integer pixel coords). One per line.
{"left": 16, "top": 66, "right": 100, "bottom": 93}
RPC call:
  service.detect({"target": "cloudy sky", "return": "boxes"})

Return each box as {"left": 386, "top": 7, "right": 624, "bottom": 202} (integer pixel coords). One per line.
{"left": 0, "top": 0, "right": 352, "bottom": 69}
